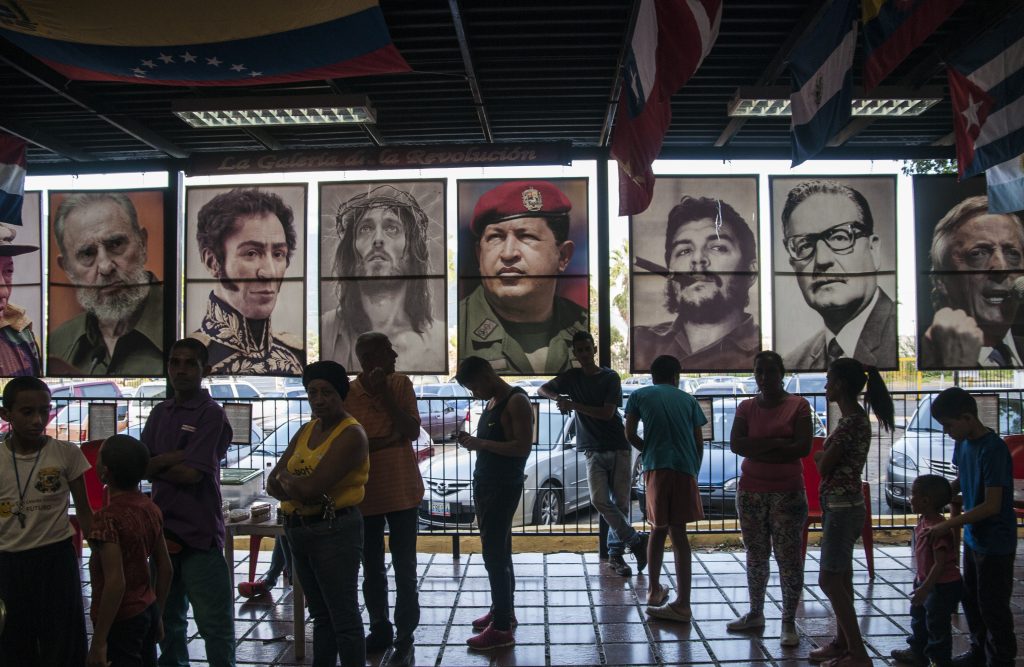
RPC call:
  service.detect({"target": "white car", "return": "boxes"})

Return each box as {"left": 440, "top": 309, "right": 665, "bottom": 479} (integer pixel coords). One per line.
{"left": 418, "top": 402, "right": 641, "bottom": 529}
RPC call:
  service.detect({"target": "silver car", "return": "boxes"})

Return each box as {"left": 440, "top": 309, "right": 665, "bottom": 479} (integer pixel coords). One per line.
{"left": 885, "top": 393, "right": 1023, "bottom": 509}
{"left": 418, "top": 402, "right": 640, "bottom": 529}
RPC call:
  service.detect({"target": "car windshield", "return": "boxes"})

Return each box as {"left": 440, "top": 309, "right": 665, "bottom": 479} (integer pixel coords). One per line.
{"left": 136, "top": 385, "right": 166, "bottom": 399}
{"left": 799, "top": 377, "right": 827, "bottom": 394}
{"left": 255, "top": 420, "right": 303, "bottom": 455}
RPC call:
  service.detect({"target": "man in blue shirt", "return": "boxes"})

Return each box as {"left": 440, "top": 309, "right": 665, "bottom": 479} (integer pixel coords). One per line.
{"left": 625, "top": 355, "right": 707, "bottom": 623}
{"left": 925, "top": 387, "right": 1016, "bottom": 667}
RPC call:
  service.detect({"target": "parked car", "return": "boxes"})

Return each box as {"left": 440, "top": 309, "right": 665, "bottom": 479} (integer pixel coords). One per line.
{"left": 236, "top": 418, "right": 435, "bottom": 473}
{"left": 45, "top": 402, "right": 130, "bottom": 443}
{"left": 119, "top": 421, "right": 265, "bottom": 469}
{"left": 784, "top": 373, "right": 828, "bottom": 424}
{"left": 693, "top": 382, "right": 746, "bottom": 396}
{"left": 511, "top": 379, "right": 547, "bottom": 396}
{"left": 418, "top": 403, "right": 641, "bottom": 529}
{"left": 634, "top": 398, "right": 826, "bottom": 518}
{"left": 885, "top": 393, "right": 1024, "bottom": 509}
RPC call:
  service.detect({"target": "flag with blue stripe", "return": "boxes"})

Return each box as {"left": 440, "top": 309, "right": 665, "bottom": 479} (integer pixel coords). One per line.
{"left": 0, "top": 1, "right": 409, "bottom": 86}
{"left": 0, "top": 135, "right": 26, "bottom": 226}
{"left": 987, "top": 154, "right": 1024, "bottom": 214}
{"left": 789, "top": 0, "right": 858, "bottom": 167}
{"left": 948, "top": 9, "right": 1024, "bottom": 179}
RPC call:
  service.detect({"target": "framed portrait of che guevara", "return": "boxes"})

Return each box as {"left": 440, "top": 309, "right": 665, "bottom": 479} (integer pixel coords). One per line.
{"left": 46, "top": 188, "right": 166, "bottom": 378}
{"left": 456, "top": 177, "right": 590, "bottom": 376}
{"left": 318, "top": 179, "right": 448, "bottom": 375}
{"left": 769, "top": 175, "right": 898, "bottom": 372}
{"left": 184, "top": 183, "right": 307, "bottom": 377}
{"left": 913, "top": 174, "right": 1024, "bottom": 370}
{"left": 0, "top": 191, "right": 43, "bottom": 378}
{"left": 629, "top": 175, "right": 761, "bottom": 373}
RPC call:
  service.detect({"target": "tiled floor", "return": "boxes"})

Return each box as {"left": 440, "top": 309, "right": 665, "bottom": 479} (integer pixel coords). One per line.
{"left": 82, "top": 541, "right": 1024, "bottom": 666}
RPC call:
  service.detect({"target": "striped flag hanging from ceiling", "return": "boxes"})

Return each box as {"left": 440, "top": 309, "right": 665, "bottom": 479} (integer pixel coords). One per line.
{"left": 0, "top": 0, "right": 410, "bottom": 86}
{"left": 0, "top": 134, "right": 26, "bottom": 227}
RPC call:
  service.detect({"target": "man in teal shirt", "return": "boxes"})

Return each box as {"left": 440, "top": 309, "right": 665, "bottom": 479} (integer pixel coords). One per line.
{"left": 625, "top": 355, "right": 706, "bottom": 623}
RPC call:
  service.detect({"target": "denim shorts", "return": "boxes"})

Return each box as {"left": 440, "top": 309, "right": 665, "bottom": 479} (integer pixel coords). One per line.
{"left": 819, "top": 501, "right": 866, "bottom": 572}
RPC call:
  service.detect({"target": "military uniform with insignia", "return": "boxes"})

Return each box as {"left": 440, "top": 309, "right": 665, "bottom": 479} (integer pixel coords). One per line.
{"left": 193, "top": 291, "right": 304, "bottom": 375}
{"left": 458, "top": 180, "right": 588, "bottom": 374}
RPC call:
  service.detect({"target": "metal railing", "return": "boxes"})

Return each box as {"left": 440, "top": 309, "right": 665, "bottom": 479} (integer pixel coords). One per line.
{"left": 39, "top": 388, "right": 1024, "bottom": 539}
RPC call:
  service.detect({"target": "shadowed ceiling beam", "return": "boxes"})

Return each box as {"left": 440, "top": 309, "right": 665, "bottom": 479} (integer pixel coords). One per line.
{"left": 0, "top": 118, "right": 95, "bottom": 162}
{"left": 715, "top": 1, "right": 830, "bottom": 147}
{"left": 0, "top": 37, "right": 188, "bottom": 158}
{"left": 449, "top": 0, "right": 492, "bottom": 143}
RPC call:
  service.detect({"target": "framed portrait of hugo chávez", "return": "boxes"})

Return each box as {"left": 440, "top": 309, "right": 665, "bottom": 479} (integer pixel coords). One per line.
{"left": 319, "top": 179, "right": 448, "bottom": 375}
{"left": 913, "top": 174, "right": 1024, "bottom": 369}
{"left": 46, "top": 189, "right": 166, "bottom": 378}
{"left": 0, "top": 192, "right": 43, "bottom": 377}
{"left": 630, "top": 175, "right": 761, "bottom": 373}
{"left": 184, "top": 184, "right": 307, "bottom": 377}
{"left": 456, "top": 178, "right": 590, "bottom": 375}
{"left": 769, "top": 175, "right": 898, "bottom": 372}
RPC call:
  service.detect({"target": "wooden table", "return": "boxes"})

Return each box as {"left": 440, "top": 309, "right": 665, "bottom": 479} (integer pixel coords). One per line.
{"left": 225, "top": 514, "right": 305, "bottom": 660}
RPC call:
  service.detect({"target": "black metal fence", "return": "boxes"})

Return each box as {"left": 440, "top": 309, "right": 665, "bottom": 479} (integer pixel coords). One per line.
{"left": 39, "top": 386, "right": 1024, "bottom": 538}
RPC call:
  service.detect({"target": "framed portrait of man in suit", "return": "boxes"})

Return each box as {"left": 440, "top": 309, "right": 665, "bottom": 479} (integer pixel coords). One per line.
{"left": 769, "top": 176, "right": 898, "bottom": 372}
{"left": 914, "top": 175, "right": 1024, "bottom": 370}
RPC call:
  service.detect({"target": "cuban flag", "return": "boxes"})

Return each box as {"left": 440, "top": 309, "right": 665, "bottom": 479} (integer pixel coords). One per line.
{"left": 862, "top": 0, "right": 964, "bottom": 91}
{"left": 948, "top": 9, "right": 1024, "bottom": 180}
{"left": 789, "top": 0, "right": 858, "bottom": 167}
{"left": 611, "top": 0, "right": 722, "bottom": 216}
{"left": 0, "top": 1, "right": 409, "bottom": 86}
{"left": 0, "top": 135, "right": 26, "bottom": 227}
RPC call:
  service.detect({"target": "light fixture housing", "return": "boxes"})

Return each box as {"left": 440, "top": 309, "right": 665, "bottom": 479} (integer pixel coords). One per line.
{"left": 172, "top": 95, "right": 376, "bottom": 128}
{"left": 726, "top": 86, "right": 943, "bottom": 118}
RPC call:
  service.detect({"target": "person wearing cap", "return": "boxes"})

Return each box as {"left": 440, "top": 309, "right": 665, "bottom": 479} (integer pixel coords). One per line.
{"left": 459, "top": 180, "right": 587, "bottom": 374}
{"left": 191, "top": 187, "right": 304, "bottom": 375}
{"left": 49, "top": 192, "right": 163, "bottom": 376}
{"left": 632, "top": 196, "right": 760, "bottom": 371}
{"left": 0, "top": 223, "right": 41, "bottom": 376}
{"left": 922, "top": 195, "right": 1024, "bottom": 368}
{"left": 321, "top": 185, "right": 445, "bottom": 372}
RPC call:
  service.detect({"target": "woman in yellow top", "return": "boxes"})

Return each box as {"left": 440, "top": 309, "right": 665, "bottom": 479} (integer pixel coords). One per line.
{"left": 267, "top": 361, "right": 369, "bottom": 667}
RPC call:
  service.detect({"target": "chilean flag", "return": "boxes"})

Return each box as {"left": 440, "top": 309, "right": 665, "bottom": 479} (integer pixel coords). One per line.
{"left": 0, "top": 135, "right": 26, "bottom": 227}
{"left": 611, "top": 0, "right": 722, "bottom": 216}
{"left": 0, "top": 1, "right": 410, "bottom": 86}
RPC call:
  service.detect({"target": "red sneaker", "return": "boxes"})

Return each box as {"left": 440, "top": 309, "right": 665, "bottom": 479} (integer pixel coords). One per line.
{"left": 471, "top": 611, "right": 518, "bottom": 632}
{"left": 466, "top": 624, "right": 515, "bottom": 651}
{"left": 238, "top": 579, "right": 272, "bottom": 598}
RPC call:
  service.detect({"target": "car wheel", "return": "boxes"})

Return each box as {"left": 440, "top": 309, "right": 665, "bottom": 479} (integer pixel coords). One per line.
{"left": 533, "top": 483, "right": 563, "bottom": 526}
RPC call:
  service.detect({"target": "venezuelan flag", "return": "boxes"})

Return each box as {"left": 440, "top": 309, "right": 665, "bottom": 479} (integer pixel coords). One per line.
{"left": 0, "top": 1, "right": 409, "bottom": 85}
{"left": 862, "top": 0, "right": 963, "bottom": 91}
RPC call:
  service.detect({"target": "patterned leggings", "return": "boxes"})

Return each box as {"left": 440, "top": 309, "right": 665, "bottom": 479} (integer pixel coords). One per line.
{"left": 736, "top": 489, "right": 808, "bottom": 623}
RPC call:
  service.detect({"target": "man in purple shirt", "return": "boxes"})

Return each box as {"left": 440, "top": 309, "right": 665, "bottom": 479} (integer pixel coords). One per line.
{"left": 142, "top": 337, "right": 235, "bottom": 667}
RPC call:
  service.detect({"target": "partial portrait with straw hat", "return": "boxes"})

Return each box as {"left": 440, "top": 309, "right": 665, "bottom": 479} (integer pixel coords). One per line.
{"left": 0, "top": 222, "right": 41, "bottom": 377}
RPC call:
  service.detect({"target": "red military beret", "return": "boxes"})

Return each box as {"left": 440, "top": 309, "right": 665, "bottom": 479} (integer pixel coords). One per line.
{"left": 470, "top": 180, "right": 572, "bottom": 236}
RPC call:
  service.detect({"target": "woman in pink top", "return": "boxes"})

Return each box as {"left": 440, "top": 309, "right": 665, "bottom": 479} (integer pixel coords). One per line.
{"left": 728, "top": 350, "right": 813, "bottom": 648}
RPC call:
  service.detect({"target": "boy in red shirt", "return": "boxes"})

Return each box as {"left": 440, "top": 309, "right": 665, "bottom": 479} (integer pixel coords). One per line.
{"left": 87, "top": 434, "right": 172, "bottom": 667}
{"left": 891, "top": 475, "right": 962, "bottom": 667}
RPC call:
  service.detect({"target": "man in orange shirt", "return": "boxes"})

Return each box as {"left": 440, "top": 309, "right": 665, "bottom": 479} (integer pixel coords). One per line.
{"left": 346, "top": 332, "right": 424, "bottom": 666}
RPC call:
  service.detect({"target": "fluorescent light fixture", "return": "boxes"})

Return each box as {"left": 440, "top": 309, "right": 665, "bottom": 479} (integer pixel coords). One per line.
{"left": 173, "top": 95, "right": 375, "bottom": 128}
{"left": 727, "top": 86, "right": 942, "bottom": 118}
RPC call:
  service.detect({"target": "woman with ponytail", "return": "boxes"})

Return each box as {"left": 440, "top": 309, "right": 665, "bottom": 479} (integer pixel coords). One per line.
{"left": 809, "top": 358, "right": 894, "bottom": 666}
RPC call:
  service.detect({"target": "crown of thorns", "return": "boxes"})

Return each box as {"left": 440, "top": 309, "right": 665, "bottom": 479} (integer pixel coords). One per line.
{"left": 335, "top": 185, "right": 428, "bottom": 235}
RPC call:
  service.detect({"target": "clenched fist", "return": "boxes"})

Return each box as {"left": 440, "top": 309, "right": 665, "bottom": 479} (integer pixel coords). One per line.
{"left": 922, "top": 308, "right": 983, "bottom": 367}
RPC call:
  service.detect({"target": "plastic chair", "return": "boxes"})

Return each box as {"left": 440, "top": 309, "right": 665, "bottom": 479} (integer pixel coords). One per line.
{"left": 801, "top": 436, "right": 875, "bottom": 578}
{"left": 70, "top": 439, "right": 107, "bottom": 556}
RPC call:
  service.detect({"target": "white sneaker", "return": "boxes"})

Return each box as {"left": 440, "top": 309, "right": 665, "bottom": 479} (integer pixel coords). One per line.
{"left": 779, "top": 621, "right": 799, "bottom": 647}
{"left": 726, "top": 612, "right": 765, "bottom": 632}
